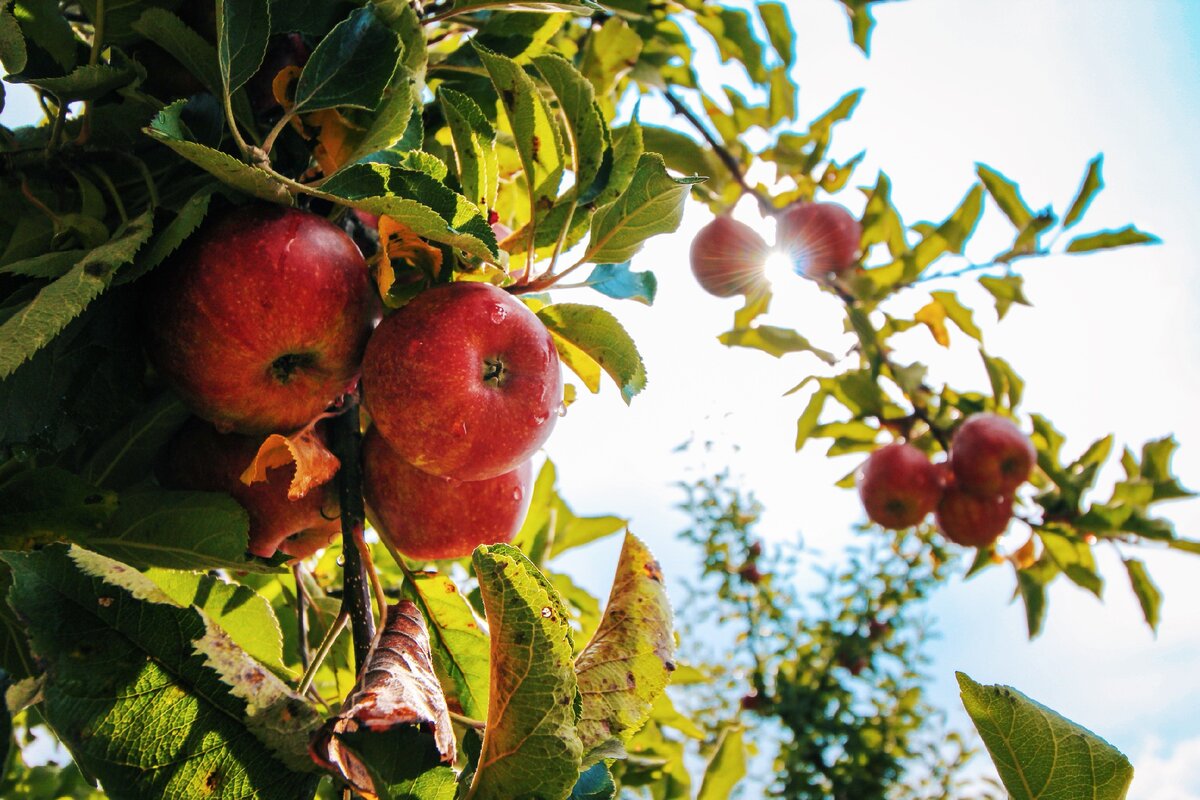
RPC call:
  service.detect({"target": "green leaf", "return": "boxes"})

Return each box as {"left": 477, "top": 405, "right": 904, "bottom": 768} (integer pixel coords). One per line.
{"left": 757, "top": 2, "right": 795, "bottom": 67}
{"left": 466, "top": 544, "right": 582, "bottom": 800}
{"left": 132, "top": 8, "right": 223, "bottom": 98}
{"left": 0, "top": 468, "right": 118, "bottom": 548}
{"left": 840, "top": 0, "right": 877, "bottom": 54}
{"left": 449, "top": 0, "right": 600, "bottom": 15}
{"left": 1063, "top": 155, "right": 1104, "bottom": 230}
{"left": 718, "top": 325, "right": 837, "bottom": 364}
{"left": 1066, "top": 226, "right": 1160, "bottom": 253}
{"left": 119, "top": 187, "right": 214, "bottom": 285}
{"left": 571, "top": 762, "right": 616, "bottom": 800}
{"left": 580, "top": 16, "right": 642, "bottom": 97}
{"left": 327, "top": 727, "right": 457, "bottom": 800}
{"left": 439, "top": 87, "right": 498, "bottom": 212}
{"left": 15, "top": 63, "right": 136, "bottom": 101}
{"left": 697, "top": 725, "right": 747, "bottom": 800}
{"left": 584, "top": 153, "right": 701, "bottom": 264}
{"left": 294, "top": 6, "right": 401, "bottom": 113}
{"left": 145, "top": 102, "right": 292, "bottom": 204}
{"left": 696, "top": 7, "right": 766, "bottom": 84}
{"left": 794, "top": 389, "right": 828, "bottom": 451}
{"left": 145, "top": 568, "right": 287, "bottom": 674}
{"left": 977, "top": 163, "right": 1034, "bottom": 230}
{"left": 538, "top": 303, "right": 647, "bottom": 403}
{"left": 321, "top": 163, "right": 497, "bottom": 260}
{"left": 1016, "top": 567, "right": 1050, "bottom": 639}
{"left": 582, "top": 262, "right": 657, "bottom": 305}
{"left": 533, "top": 54, "right": 610, "bottom": 200}
{"left": 979, "top": 273, "right": 1031, "bottom": 320}
{"left": 403, "top": 571, "right": 491, "bottom": 721}
{"left": 13, "top": 0, "right": 76, "bottom": 71}
{"left": 0, "top": 0, "right": 27, "bottom": 74}
{"left": 474, "top": 42, "right": 566, "bottom": 205}
{"left": 1122, "top": 558, "right": 1160, "bottom": 633}
{"left": 1039, "top": 528, "right": 1102, "bottom": 597}
{"left": 0, "top": 249, "right": 85, "bottom": 279}
{"left": 3, "top": 545, "right": 323, "bottom": 797}
{"left": 218, "top": 0, "right": 270, "bottom": 94}
{"left": 930, "top": 290, "right": 982, "bottom": 341}
{"left": 576, "top": 533, "right": 675, "bottom": 764}
{"left": 595, "top": 116, "right": 644, "bottom": 206}
{"left": 0, "top": 211, "right": 153, "bottom": 379}
{"left": 912, "top": 185, "right": 984, "bottom": 271}
{"left": 515, "top": 459, "right": 626, "bottom": 562}
{"left": 957, "top": 672, "right": 1133, "bottom": 800}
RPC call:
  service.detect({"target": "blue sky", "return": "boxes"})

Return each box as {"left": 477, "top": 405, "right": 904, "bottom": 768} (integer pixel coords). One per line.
{"left": 4, "top": 1, "right": 1200, "bottom": 794}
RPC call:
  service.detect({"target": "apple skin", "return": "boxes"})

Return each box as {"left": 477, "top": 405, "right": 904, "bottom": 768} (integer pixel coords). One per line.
{"left": 161, "top": 419, "right": 340, "bottom": 560}
{"left": 935, "top": 484, "right": 1013, "bottom": 548}
{"left": 950, "top": 413, "right": 1035, "bottom": 497}
{"left": 143, "top": 205, "right": 378, "bottom": 435}
{"left": 689, "top": 215, "right": 771, "bottom": 297}
{"left": 362, "top": 427, "right": 533, "bottom": 561}
{"left": 857, "top": 443, "right": 944, "bottom": 529}
{"left": 775, "top": 202, "right": 862, "bottom": 279}
{"left": 361, "top": 282, "right": 562, "bottom": 481}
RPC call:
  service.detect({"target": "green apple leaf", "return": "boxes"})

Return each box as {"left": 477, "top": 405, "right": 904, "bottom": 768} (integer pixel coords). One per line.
{"left": 403, "top": 571, "right": 491, "bottom": 721}
{"left": 0, "top": 210, "right": 153, "bottom": 380}
{"left": 595, "top": 116, "right": 645, "bottom": 205}
{"left": 0, "top": 249, "right": 85, "bottom": 279}
{"left": 439, "top": 87, "right": 499, "bottom": 212}
{"left": 581, "top": 17, "right": 643, "bottom": 98}
{"left": 293, "top": 6, "right": 401, "bottom": 114}
{"left": 1123, "top": 558, "right": 1161, "bottom": 633}
{"left": 696, "top": 6, "right": 767, "bottom": 84}
{"left": 218, "top": 0, "right": 270, "bottom": 94}
{"left": 145, "top": 102, "right": 292, "bottom": 204}
{"left": 14, "top": 63, "right": 136, "bottom": 101}
{"left": 930, "top": 290, "right": 983, "bottom": 341}
{"left": 532, "top": 53, "right": 611, "bottom": 200}
{"left": 343, "top": 65, "right": 416, "bottom": 167}
{"left": 0, "top": 468, "right": 118, "bottom": 548}
{"left": 584, "top": 153, "right": 701, "bottom": 265}
{"left": 571, "top": 762, "right": 616, "bottom": 800}
{"left": 0, "top": 0, "right": 27, "bottom": 74}
{"left": 145, "top": 568, "right": 288, "bottom": 675}
{"left": 515, "top": 459, "right": 626, "bottom": 562}
{"left": 2, "top": 546, "right": 323, "bottom": 797}
{"left": 132, "top": 9, "right": 223, "bottom": 97}
{"left": 977, "top": 163, "right": 1034, "bottom": 231}
{"left": 448, "top": 0, "right": 600, "bottom": 16}
{"left": 957, "top": 672, "right": 1134, "bottom": 800}
{"left": 575, "top": 533, "right": 675, "bottom": 765}
{"left": 1063, "top": 155, "right": 1104, "bottom": 230}
{"left": 537, "top": 302, "right": 647, "bottom": 403}
{"left": 119, "top": 186, "right": 215, "bottom": 286}
{"left": 474, "top": 42, "right": 566, "bottom": 206}
{"left": 13, "top": 0, "right": 76, "bottom": 70}
{"left": 320, "top": 727, "right": 457, "bottom": 800}
{"left": 758, "top": 2, "right": 795, "bottom": 67}
{"left": 466, "top": 544, "right": 582, "bottom": 800}
{"left": 718, "top": 325, "right": 838, "bottom": 364}
{"left": 979, "top": 273, "right": 1032, "bottom": 320}
{"left": 697, "top": 725, "right": 747, "bottom": 800}
{"left": 320, "top": 163, "right": 497, "bottom": 261}
{"left": 1065, "top": 225, "right": 1160, "bottom": 253}
{"left": 582, "top": 262, "right": 657, "bottom": 305}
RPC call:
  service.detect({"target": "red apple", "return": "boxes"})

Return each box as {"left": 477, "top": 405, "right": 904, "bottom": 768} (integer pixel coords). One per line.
{"left": 775, "top": 202, "right": 861, "bottom": 279}
{"left": 361, "top": 282, "right": 562, "bottom": 481}
{"left": 935, "top": 484, "right": 1013, "bottom": 548}
{"left": 857, "top": 443, "right": 944, "bottom": 529}
{"left": 362, "top": 427, "right": 532, "bottom": 561}
{"left": 161, "top": 419, "right": 340, "bottom": 560}
{"left": 950, "top": 413, "right": 1035, "bottom": 497}
{"left": 689, "top": 215, "right": 771, "bottom": 297}
{"left": 143, "top": 205, "right": 378, "bottom": 435}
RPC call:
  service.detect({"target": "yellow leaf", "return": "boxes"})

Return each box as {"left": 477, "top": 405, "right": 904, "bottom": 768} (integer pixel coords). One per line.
{"left": 240, "top": 427, "right": 340, "bottom": 501}
{"left": 914, "top": 300, "right": 950, "bottom": 347}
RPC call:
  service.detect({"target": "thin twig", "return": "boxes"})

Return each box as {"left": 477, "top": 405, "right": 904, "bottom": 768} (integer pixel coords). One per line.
{"left": 293, "top": 563, "right": 311, "bottom": 671}
{"left": 297, "top": 611, "right": 349, "bottom": 696}
{"left": 449, "top": 711, "right": 486, "bottom": 730}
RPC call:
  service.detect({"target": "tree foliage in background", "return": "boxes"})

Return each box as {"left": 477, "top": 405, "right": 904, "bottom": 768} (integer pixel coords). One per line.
{"left": 0, "top": 0, "right": 1188, "bottom": 798}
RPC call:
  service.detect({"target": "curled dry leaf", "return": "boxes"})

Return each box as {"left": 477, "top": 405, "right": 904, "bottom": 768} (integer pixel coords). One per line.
{"left": 240, "top": 427, "right": 340, "bottom": 500}
{"left": 310, "top": 602, "right": 456, "bottom": 799}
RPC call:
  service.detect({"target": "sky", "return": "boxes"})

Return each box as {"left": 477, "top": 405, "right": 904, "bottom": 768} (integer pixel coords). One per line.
{"left": 4, "top": 0, "right": 1200, "bottom": 796}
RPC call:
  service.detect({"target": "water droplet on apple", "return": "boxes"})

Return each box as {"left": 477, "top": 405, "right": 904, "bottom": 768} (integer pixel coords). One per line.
{"left": 530, "top": 411, "right": 549, "bottom": 426}
{"left": 511, "top": 487, "right": 523, "bottom": 502}
{"left": 490, "top": 304, "right": 508, "bottom": 324}
{"left": 335, "top": 555, "right": 345, "bottom": 567}
{"left": 557, "top": 402, "right": 568, "bottom": 417}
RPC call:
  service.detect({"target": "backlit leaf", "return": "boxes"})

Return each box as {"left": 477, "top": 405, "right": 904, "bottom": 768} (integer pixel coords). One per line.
{"left": 293, "top": 6, "right": 401, "bottom": 113}
{"left": 718, "top": 325, "right": 837, "bottom": 364}
{"left": 582, "top": 262, "right": 657, "bottom": 305}
{"left": 538, "top": 303, "right": 647, "bottom": 403}
{"left": 697, "top": 725, "right": 746, "bottom": 800}
{"left": 585, "top": 154, "right": 702, "bottom": 265}
{"left": 1123, "top": 558, "right": 1160, "bottom": 633}
{"left": 1063, "top": 155, "right": 1104, "bottom": 230}
{"left": 1066, "top": 226, "right": 1160, "bottom": 253}
{"left": 403, "top": 571, "right": 491, "bottom": 721}
{"left": 977, "top": 163, "right": 1033, "bottom": 230}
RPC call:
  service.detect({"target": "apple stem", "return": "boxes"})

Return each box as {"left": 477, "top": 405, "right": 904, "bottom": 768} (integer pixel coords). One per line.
{"left": 330, "top": 399, "right": 377, "bottom": 672}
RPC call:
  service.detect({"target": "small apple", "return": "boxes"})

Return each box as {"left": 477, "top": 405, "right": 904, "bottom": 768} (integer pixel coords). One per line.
{"left": 361, "top": 282, "right": 562, "bottom": 481}
{"left": 950, "top": 413, "right": 1035, "bottom": 497}
{"left": 161, "top": 419, "right": 340, "bottom": 560}
{"left": 737, "top": 563, "right": 763, "bottom": 584}
{"left": 689, "top": 215, "right": 771, "bottom": 297}
{"left": 362, "top": 428, "right": 532, "bottom": 561}
{"left": 857, "top": 443, "right": 944, "bottom": 529}
{"left": 935, "top": 484, "right": 1014, "bottom": 548}
{"left": 775, "top": 202, "right": 861, "bottom": 279}
{"left": 143, "top": 205, "right": 378, "bottom": 435}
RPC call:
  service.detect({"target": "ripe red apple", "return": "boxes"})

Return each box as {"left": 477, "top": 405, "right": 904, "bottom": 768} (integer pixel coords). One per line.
{"left": 689, "top": 215, "right": 771, "bottom": 297}
{"left": 362, "top": 428, "right": 532, "bottom": 561}
{"left": 935, "top": 484, "right": 1014, "bottom": 548}
{"left": 161, "top": 419, "right": 340, "bottom": 560}
{"left": 361, "top": 282, "right": 562, "bottom": 481}
{"left": 857, "top": 443, "right": 944, "bottom": 529}
{"left": 143, "top": 205, "right": 378, "bottom": 435}
{"left": 950, "top": 413, "right": 1036, "bottom": 497}
{"left": 775, "top": 202, "right": 861, "bottom": 279}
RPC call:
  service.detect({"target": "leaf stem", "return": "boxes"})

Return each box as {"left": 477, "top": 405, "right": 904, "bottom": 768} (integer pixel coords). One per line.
{"left": 261, "top": 110, "right": 296, "bottom": 157}
{"left": 297, "top": 610, "right": 348, "bottom": 696}
{"left": 449, "top": 711, "right": 486, "bottom": 730}
{"left": 293, "top": 563, "right": 311, "bottom": 670}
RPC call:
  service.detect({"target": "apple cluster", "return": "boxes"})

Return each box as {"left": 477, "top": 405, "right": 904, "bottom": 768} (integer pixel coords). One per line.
{"left": 857, "top": 414, "right": 1036, "bottom": 548}
{"left": 144, "top": 204, "right": 560, "bottom": 562}
{"left": 689, "top": 201, "right": 862, "bottom": 297}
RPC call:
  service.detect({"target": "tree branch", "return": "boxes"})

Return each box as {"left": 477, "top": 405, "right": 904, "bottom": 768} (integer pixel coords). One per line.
{"left": 330, "top": 398, "right": 376, "bottom": 672}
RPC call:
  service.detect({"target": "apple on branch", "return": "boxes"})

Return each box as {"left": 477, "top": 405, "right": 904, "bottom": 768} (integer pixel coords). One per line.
{"left": 143, "top": 205, "right": 379, "bottom": 435}
{"left": 361, "top": 282, "right": 562, "bottom": 482}
{"left": 689, "top": 215, "right": 771, "bottom": 297}
{"left": 949, "top": 413, "right": 1036, "bottom": 497}
{"left": 776, "top": 201, "right": 862, "bottom": 280}
{"left": 857, "top": 443, "right": 945, "bottom": 529}
{"left": 362, "top": 427, "right": 532, "bottom": 561}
